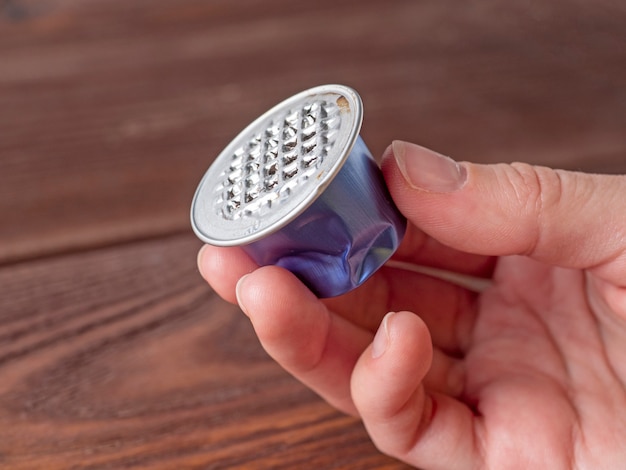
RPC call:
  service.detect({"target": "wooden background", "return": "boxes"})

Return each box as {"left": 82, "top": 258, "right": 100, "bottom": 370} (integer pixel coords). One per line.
{"left": 1, "top": 1, "right": 625, "bottom": 468}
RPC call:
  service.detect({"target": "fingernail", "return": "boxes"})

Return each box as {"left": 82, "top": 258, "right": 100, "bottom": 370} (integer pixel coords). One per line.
{"left": 197, "top": 244, "right": 209, "bottom": 279}
{"left": 392, "top": 140, "right": 467, "bottom": 192}
{"left": 372, "top": 312, "right": 395, "bottom": 358}
{"left": 235, "top": 274, "right": 250, "bottom": 316}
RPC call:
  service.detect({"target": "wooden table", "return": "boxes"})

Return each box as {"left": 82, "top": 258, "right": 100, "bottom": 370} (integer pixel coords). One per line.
{"left": 1, "top": 1, "right": 624, "bottom": 468}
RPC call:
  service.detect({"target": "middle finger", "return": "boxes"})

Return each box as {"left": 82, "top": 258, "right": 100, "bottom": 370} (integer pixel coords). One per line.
{"left": 323, "top": 265, "right": 479, "bottom": 356}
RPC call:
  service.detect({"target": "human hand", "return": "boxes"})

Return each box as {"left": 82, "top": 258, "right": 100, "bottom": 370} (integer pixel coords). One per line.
{"left": 198, "top": 140, "right": 626, "bottom": 469}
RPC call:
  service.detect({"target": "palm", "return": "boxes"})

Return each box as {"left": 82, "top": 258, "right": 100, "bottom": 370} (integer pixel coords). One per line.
{"left": 434, "top": 254, "right": 624, "bottom": 468}
{"left": 466, "top": 256, "right": 600, "bottom": 468}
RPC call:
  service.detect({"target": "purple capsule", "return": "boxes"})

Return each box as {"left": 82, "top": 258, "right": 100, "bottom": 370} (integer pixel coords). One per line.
{"left": 191, "top": 85, "right": 406, "bottom": 297}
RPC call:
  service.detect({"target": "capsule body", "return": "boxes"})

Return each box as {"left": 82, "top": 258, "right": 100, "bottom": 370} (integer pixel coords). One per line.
{"left": 191, "top": 85, "right": 407, "bottom": 298}
{"left": 243, "top": 137, "right": 406, "bottom": 297}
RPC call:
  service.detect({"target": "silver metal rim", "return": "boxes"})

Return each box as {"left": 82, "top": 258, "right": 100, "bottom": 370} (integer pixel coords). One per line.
{"left": 190, "top": 84, "right": 364, "bottom": 246}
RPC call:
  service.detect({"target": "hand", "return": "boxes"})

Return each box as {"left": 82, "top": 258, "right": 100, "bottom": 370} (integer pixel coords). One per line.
{"left": 198, "top": 140, "right": 626, "bottom": 469}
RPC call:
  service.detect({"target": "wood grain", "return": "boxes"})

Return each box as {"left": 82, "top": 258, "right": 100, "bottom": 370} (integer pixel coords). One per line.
{"left": 1, "top": 0, "right": 625, "bottom": 468}
{"left": 1, "top": 0, "right": 625, "bottom": 263}
{"left": 0, "top": 235, "right": 407, "bottom": 469}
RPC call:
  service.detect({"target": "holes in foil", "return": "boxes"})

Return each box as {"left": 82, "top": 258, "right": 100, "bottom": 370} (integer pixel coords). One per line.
{"left": 267, "top": 137, "right": 279, "bottom": 148}
{"left": 283, "top": 163, "right": 298, "bottom": 180}
{"left": 282, "top": 136, "right": 297, "bottom": 151}
{"left": 266, "top": 123, "right": 280, "bottom": 136}
{"left": 225, "top": 198, "right": 241, "bottom": 216}
{"left": 283, "top": 125, "right": 297, "bottom": 139}
{"left": 302, "top": 127, "right": 317, "bottom": 142}
{"left": 245, "top": 185, "right": 260, "bottom": 203}
{"left": 282, "top": 152, "right": 297, "bottom": 165}
{"left": 302, "top": 140, "right": 317, "bottom": 156}
{"left": 226, "top": 185, "right": 241, "bottom": 200}
{"left": 284, "top": 111, "right": 298, "bottom": 126}
{"left": 264, "top": 161, "right": 278, "bottom": 176}
{"left": 302, "top": 153, "right": 318, "bottom": 168}
{"left": 227, "top": 168, "right": 242, "bottom": 185}
{"left": 264, "top": 148, "right": 278, "bottom": 162}
{"left": 245, "top": 173, "right": 260, "bottom": 187}
{"left": 302, "top": 113, "right": 316, "bottom": 128}
{"left": 230, "top": 152, "right": 244, "bottom": 171}
{"left": 216, "top": 98, "right": 342, "bottom": 220}
{"left": 245, "top": 161, "right": 260, "bottom": 173}
{"left": 265, "top": 175, "right": 279, "bottom": 190}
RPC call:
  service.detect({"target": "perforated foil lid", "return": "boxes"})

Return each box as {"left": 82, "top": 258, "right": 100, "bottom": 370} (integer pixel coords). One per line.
{"left": 191, "top": 84, "right": 363, "bottom": 246}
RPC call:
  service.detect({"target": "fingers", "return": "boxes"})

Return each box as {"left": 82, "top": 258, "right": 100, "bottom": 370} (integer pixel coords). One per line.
{"left": 323, "top": 266, "right": 478, "bottom": 355}
{"left": 425, "top": 348, "right": 465, "bottom": 396}
{"left": 235, "top": 265, "right": 372, "bottom": 415}
{"left": 382, "top": 140, "right": 626, "bottom": 285}
{"left": 200, "top": 244, "right": 479, "bottom": 355}
{"left": 197, "top": 244, "right": 257, "bottom": 304}
{"left": 352, "top": 311, "right": 481, "bottom": 469}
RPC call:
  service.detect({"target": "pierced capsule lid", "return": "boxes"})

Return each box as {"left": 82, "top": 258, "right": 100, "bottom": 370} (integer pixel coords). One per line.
{"left": 191, "top": 84, "right": 364, "bottom": 246}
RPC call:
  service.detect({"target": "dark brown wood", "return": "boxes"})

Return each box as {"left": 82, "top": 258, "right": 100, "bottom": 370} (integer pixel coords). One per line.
{"left": 2, "top": 0, "right": 625, "bottom": 264}
{"left": 1, "top": 0, "right": 624, "bottom": 468}
{"left": 0, "top": 235, "right": 408, "bottom": 469}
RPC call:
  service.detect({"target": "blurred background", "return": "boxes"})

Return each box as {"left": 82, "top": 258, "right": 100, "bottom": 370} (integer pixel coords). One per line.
{"left": 1, "top": 1, "right": 625, "bottom": 468}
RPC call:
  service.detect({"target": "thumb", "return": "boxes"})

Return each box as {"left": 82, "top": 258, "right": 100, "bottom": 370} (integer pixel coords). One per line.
{"left": 381, "top": 140, "right": 626, "bottom": 284}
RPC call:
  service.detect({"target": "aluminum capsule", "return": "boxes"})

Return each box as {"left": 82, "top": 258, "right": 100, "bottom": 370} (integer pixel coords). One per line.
{"left": 191, "top": 85, "right": 406, "bottom": 297}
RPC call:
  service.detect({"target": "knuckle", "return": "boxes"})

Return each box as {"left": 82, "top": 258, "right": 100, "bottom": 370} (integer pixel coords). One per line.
{"left": 507, "top": 162, "right": 564, "bottom": 256}
{"left": 508, "top": 162, "right": 563, "bottom": 214}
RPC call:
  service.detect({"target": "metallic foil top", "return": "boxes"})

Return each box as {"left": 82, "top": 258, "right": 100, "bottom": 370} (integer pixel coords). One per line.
{"left": 191, "top": 84, "right": 363, "bottom": 246}
{"left": 191, "top": 84, "right": 406, "bottom": 297}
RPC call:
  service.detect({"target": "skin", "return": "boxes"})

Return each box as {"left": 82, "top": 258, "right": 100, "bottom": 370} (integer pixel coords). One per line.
{"left": 198, "top": 141, "right": 626, "bottom": 469}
